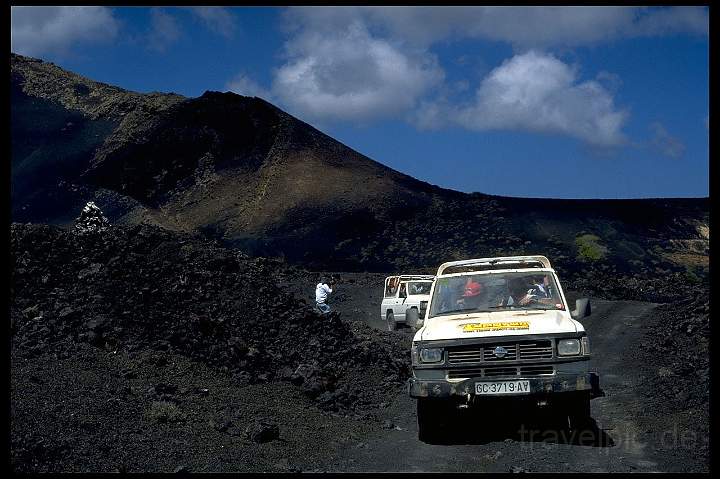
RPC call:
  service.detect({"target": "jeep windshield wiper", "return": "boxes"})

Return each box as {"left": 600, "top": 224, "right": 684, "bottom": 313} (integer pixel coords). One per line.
{"left": 431, "top": 311, "right": 464, "bottom": 317}
{"left": 431, "top": 309, "right": 487, "bottom": 317}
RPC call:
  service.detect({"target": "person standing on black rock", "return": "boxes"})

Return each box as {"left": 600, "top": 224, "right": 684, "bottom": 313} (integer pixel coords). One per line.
{"left": 315, "top": 276, "right": 334, "bottom": 314}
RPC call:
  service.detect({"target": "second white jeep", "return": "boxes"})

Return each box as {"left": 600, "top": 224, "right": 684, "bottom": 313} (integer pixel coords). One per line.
{"left": 381, "top": 275, "right": 435, "bottom": 331}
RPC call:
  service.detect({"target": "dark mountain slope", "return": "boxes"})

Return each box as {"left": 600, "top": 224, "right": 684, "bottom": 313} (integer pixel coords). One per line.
{"left": 10, "top": 53, "right": 709, "bottom": 282}
{"left": 81, "top": 91, "right": 443, "bottom": 237}
{"left": 11, "top": 53, "right": 184, "bottom": 223}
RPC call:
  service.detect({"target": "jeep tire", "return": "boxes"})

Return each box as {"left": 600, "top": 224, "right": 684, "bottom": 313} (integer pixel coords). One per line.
{"left": 566, "top": 393, "right": 592, "bottom": 432}
{"left": 417, "top": 398, "right": 454, "bottom": 444}
{"left": 406, "top": 308, "right": 419, "bottom": 330}
{"left": 386, "top": 311, "right": 397, "bottom": 331}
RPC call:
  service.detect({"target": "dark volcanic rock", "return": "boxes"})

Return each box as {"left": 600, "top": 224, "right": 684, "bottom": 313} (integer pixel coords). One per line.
{"left": 74, "top": 201, "right": 110, "bottom": 235}
{"left": 245, "top": 418, "right": 280, "bottom": 443}
{"left": 630, "top": 285, "right": 710, "bottom": 467}
{"left": 10, "top": 223, "right": 411, "bottom": 415}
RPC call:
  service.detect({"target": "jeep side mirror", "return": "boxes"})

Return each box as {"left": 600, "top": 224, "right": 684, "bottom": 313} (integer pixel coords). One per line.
{"left": 571, "top": 298, "right": 591, "bottom": 320}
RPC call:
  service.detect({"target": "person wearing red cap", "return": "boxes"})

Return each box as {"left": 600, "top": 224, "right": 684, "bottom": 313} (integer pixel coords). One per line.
{"left": 458, "top": 277, "right": 485, "bottom": 311}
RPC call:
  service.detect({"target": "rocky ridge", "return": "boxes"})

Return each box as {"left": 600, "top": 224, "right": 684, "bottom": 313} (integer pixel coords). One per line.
{"left": 11, "top": 53, "right": 184, "bottom": 121}
{"left": 11, "top": 223, "right": 411, "bottom": 414}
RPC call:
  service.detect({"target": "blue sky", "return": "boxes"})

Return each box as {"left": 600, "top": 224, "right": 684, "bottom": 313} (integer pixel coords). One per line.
{"left": 11, "top": 6, "right": 709, "bottom": 198}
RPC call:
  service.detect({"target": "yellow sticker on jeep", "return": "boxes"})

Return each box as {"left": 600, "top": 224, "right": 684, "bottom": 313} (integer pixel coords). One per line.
{"left": 461, "top": 321, "right": 530, "bottom": 332}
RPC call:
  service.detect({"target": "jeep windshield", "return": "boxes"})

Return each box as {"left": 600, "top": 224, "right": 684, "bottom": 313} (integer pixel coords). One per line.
{"left": 407, "top": 281, "right": 433, "bottom": 295}
{"left": 428, "top": 271, "right": 566, "bottom": 318}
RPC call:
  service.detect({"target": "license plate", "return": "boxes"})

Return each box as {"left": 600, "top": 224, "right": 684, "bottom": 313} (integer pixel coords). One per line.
{"left": 475, "top": 380, "right": 531, "bottom": 395}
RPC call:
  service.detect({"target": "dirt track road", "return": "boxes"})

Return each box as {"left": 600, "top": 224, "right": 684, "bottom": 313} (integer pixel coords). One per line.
{"left": 326, "top": 296, "right": 705, "bottom": 473}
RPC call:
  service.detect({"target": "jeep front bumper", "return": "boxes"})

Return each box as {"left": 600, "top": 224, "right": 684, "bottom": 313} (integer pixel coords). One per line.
{"left": 408, "top": 372, "right": 602, "bottom": 399}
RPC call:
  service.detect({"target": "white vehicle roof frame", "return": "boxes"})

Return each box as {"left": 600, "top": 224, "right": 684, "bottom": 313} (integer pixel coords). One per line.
{"left": 436, "top": 255, "right": 552, "bottom": 276}
{"left": 386, "top": 275, "right": 435, "bottom": 281}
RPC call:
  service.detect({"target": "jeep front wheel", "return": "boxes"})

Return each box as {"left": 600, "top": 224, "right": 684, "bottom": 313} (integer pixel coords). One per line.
{"left": 417, "top": 398, "right": 454, "bottom": 444}
{"left": 386, "top": 311, "right": 397, "bottom": 331}
{"left": 567, "top": 393, "right": 592, "bottom": 432}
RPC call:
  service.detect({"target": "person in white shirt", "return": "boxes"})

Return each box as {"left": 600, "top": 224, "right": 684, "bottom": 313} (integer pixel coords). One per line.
{"left": 315, "top": 276, "right": 334, "bottom": 314}
{"left": 497, "top": 276, "right": 554, "bottom": 307}
{"left": 530, "top": 275, "right": 552, "bottom": 299}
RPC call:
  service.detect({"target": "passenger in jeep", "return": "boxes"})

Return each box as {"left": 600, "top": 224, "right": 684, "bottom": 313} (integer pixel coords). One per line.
{"left": 386, "top": 277, "right": 399, "bottom": 296}
{"left": 462, "top": 279, "right": 486, "bottom": 309}
{"left": 498, "top": 277, "right": 535, "bottom": 306}
{"left": 530, "top": 274, "right": 552, "bottom": 298}
{"left": 456, "top": 277, "right": 488, "bottom": 311}
{"left": 530, "top": 275, "right": 557, "bottom": 306}
{"left": 410, "top": 282, "right": 432, "bottom": 295}
{"left": 497, "top": 276, "right": 555, "bottom": 307}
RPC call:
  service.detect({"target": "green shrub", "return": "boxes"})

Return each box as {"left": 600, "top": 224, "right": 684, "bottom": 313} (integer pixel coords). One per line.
{"left": 575, "top": 234, "right": 608, "bottom": 262}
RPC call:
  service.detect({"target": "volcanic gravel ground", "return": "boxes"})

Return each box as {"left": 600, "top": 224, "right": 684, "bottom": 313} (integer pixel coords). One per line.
{"left": 10, "top": 222, "right": 709, "bottom": 472}
{"left": 11, "top": 342, "right": 384, "bottom": 472}
{"left": 11, "top": 223, "right": 412, "bottom": 471}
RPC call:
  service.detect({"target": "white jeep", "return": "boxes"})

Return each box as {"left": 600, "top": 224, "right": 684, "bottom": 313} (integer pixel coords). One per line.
{"left": 381, "top": 275, "right": 435, "bottom": 331}
{"left": 408, "top": 256, "right": 601, "bottom": 443}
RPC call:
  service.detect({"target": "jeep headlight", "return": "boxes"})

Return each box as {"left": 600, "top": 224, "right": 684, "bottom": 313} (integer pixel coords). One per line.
{"left": 419, "top": 348, "right": 443, "bottom": 363}
{"left": 557, "top": 339, "right": 581, "bottom": 356}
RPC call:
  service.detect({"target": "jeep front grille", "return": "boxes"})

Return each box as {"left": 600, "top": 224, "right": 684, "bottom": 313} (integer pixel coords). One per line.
{"left": 447, "top": 340, "right": 553, "bottom": 364}
{"left": 447, "top": 365, "right": 555, "bottom": 379}
{"left": 518, "top": 341, "right": 553, "bottom": 360}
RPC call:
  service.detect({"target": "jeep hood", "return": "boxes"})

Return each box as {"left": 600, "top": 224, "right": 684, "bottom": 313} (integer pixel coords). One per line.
{"left": 419, "top": 310, "right": 580, "bottom": 341}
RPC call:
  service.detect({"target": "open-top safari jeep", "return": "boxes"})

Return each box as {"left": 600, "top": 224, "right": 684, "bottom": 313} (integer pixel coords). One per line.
{"left": 408, "top": 256, "right": 601, "bottom": 442}
{"left": 381, "top": 275, "right": 435, "bottom": 331}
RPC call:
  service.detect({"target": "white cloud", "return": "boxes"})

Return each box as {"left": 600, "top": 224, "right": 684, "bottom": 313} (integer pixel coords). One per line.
{"left": 250, "top": 6, "right": 711, "bottom": 149}
{"left": 632, "top": 6, "right": 709, "bottom": 37}
{"left": 411, "top": 97, "right": 454, "bottom": 131}
{"left": 271, "top": 21, "right": 444, "bottom": 123}
{"left": 225, "top": 73, "right": 273, "bottom": 100}
{"left": 189, "top": 7, "right": 237, "bottom": 38}
{"left": 11, "top": 6, "right": 119, "bottom": 57}
{"left": 271, "top": 6, "right": 706, "bottom": 142}
{"left": 368, "top": 7, "right": 633, "bottom": 48}
{"left": 416, "top": 51, "right": 628, "bottom": 147}
{"left": 147, "top": 9, "right": 182, "bottom": 53}
{"left": 595, "top": 71, "right": 623, "bottom": 93}
{"left": 285, "top": 6, "right": 707, "bottom": 49}
{"left": 649, "top": 122, "right": 685, "bottom": 158}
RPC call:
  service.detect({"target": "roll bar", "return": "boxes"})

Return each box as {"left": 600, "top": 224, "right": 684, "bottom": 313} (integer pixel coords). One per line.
{"left": 436, "top": 256, "right": 552, "bottom": 276}
{"left": 384, "top": 275, "right": 435, "bottom": 282}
